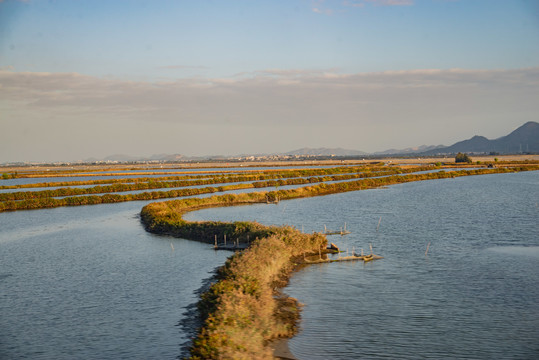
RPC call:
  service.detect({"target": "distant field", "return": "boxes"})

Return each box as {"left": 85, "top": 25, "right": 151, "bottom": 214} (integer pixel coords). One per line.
{"left": 2, "top": 154, "right": 538, "bottom": 173}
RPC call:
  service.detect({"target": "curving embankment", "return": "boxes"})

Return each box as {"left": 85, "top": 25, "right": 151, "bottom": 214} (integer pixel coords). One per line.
{"left": 142, "top": 193, "right": 327, "bottom": 359}
{"left": 140, "top": 166, "right": 539, "bottom": 359}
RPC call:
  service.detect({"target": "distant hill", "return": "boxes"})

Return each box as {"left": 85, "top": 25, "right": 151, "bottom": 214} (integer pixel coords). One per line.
{"left": 283, "top": 147, "right": 368, "bottom": 156}
{"left": 421, "top": 121, "right": 539, "bottom": 155}
{"left": 85, "top": 153, "right": 185, "bottom": 163}
{"left": 374, "top": 144, "right": 446, "bottom": 155}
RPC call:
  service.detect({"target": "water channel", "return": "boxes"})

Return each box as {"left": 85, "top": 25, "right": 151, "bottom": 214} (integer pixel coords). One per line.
{"left": 1, "top": 171, "right": 538, "bottom": 359}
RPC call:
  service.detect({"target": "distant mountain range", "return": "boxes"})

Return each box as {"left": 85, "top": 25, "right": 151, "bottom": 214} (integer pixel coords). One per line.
{"left": 420, "top": 121, "right": 538, "bottom": 155}
{"left": 86, "top": 121, "right": 538, "bottom": 163}
{"left": 373, "top": 144, "right": 446, "bottom": 155}
{"left": 281, "top": 121, "right": 538, "bottom": 157}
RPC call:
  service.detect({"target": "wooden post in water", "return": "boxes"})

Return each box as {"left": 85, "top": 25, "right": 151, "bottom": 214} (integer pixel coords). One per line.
{"left": 224, "top": 234, "right": 227, "bottom": 246}
{"left": 214, "top": 235, "right": 217, "bottom": 249}
{"left": 376, "top": 217, "right": 382, "bottom": 232}
{"left": 425, "top": 242, "right": 431, "bottom": 256}
{"left": 369, "top": 243, "right": 373, "bottom": 255}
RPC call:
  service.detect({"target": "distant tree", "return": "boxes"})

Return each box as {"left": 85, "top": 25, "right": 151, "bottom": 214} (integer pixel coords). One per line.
{"left": 455, "top": 152, "right": 472, "bottom": 163}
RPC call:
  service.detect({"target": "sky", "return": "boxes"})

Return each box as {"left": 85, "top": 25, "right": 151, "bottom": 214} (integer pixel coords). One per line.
{"left": 1, "top": 0, "right": 538, "bottom": 162}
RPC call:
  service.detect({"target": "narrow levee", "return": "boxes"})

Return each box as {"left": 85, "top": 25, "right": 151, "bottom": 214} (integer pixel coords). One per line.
{"left": 140, "top": 165, "right": 539, "bottom": 359}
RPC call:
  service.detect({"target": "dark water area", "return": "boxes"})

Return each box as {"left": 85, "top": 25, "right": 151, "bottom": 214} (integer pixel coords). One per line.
{"left": 1, "top": 171, "right": 537, "bottom": 359}
{"left": 186, "top": 171, "right": 539, "bottom": 359}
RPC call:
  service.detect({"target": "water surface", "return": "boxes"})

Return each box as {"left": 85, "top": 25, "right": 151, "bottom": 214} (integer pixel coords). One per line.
{"left": 186, "top": 171, "right": 539, "bottom": 359}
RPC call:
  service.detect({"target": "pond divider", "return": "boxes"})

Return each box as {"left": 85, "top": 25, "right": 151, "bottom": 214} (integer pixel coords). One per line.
{"left": 140, "top": 165, "right": 538, "bottom": 359}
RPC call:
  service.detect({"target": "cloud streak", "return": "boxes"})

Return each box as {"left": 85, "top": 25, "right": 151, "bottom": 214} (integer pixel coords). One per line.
{"left": 1, "top": 67, "right": 538, "bottom": 161}
{"left": 3, "top": 67, "right": 538, "bottom": 115}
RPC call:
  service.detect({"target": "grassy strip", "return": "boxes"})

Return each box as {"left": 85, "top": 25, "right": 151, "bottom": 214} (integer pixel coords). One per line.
{"left": 0, "top": 165, "right": 381, "bottom": 190}
{"left": 140, "top": 165, "right": 538, "bottom": 359}
{"left": 0, "top": 165, "right": 435, "bottom": 210}
{"left": 0, "top": 166, "right": 368, "bottom": 200}
{"left": 4, "top": 166, "right": 535, "bottom": 213}
{"left": 141, "top": 166, "right": 538, "bottom": 239}
{"left": 0, "top": 165, "right": 419, "bottom": 201}
{"left": 141, "top": 196, "right": 327, "bottom": 360}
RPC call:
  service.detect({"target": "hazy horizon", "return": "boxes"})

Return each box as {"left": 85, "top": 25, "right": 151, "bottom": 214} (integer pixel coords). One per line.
{"left": 1, "top": 0, "right": 539, "bottom": 163}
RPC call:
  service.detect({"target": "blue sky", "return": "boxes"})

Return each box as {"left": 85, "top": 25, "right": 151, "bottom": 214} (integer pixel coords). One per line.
{"left": 1, "top": 0, "right": 538, "bottom": 162}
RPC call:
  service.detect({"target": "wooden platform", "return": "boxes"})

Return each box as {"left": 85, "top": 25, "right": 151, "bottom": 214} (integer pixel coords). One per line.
{"left": 322, "top": 224, "right": 351, "bottom": 236}
{"left": 304, "top": 254, "right": 383, "bottom": 264}
{"left": 214, "top": 243, "right": 249, "bottom": 251}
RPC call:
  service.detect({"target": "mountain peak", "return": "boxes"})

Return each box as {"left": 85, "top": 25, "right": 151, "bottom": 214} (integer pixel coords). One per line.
{"left": 422, "top": 121, "right": 539, "bottom": 155}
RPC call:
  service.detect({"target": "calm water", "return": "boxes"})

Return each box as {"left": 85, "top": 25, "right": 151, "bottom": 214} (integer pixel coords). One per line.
{"left": 0, "top": 201, "right": 230, "bottom": 359}
{"left": 186, "top": 171, "right": 539, "bottom": 359}
{"left": 1, "top": 171, "right": 537, "bottom": 359}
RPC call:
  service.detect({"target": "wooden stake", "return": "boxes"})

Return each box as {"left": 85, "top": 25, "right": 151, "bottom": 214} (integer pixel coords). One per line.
{"left": 376, "top": 217, "right": 382, "bottom": 232}
{"left": 425, "top": 242, "right": 431, "bottom": 256}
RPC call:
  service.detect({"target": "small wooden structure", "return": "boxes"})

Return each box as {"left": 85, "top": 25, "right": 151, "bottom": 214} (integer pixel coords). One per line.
{"left": 323, "top": 223, "right": 351, "bottom": 236}
{"left": 214, "top": 234, "right": 249, "bottom": 251}
{"left": 304, "top": 253, "right": 383, "bottom": 264}
{"left": 214, "top": 243, "right": 249, "bottom": 251}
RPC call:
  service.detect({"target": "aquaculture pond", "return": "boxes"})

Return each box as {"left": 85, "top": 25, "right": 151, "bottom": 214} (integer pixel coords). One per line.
{"left": 1, "top": 170, "right": 537, "bottom": 359}
{"left": 185, "top": 171, "right": 539, "bottom": 359}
